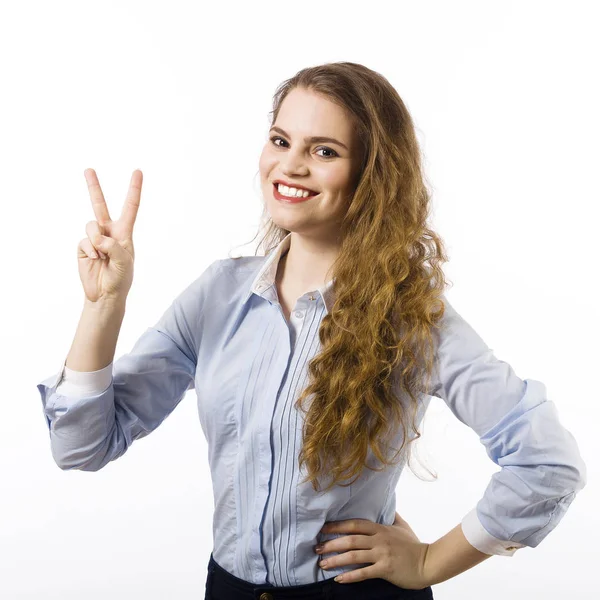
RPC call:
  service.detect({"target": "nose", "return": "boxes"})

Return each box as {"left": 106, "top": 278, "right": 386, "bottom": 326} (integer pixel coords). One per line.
{"left": 280, "top": 148, "right": 309, "bottom": 177}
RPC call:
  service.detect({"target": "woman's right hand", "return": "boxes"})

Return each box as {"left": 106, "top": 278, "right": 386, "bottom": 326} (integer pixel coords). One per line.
{"left": 77, "top": 168, "right": 142, "bottom": 304}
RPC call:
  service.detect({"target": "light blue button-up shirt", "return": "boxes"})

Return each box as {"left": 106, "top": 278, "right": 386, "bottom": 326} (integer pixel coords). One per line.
{"left": 37, "top": 232, "right": 586, "bottom": 585}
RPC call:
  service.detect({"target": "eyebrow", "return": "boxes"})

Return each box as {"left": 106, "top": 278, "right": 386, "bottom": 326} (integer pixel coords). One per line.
{"left": 269, "top": 126, "right": 349, "bottom": 151}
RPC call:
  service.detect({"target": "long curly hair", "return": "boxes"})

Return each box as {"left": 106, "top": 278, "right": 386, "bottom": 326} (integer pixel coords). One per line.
{"left": 230, "top": 61, "right": 450, "bottom": 493}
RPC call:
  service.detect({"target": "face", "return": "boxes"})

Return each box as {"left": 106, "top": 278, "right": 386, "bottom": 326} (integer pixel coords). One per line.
{"left": 259, "top": 86, "right": 361, "bottom": 241}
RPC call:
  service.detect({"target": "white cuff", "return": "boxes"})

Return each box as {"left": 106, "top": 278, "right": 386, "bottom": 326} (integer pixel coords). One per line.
{"left": 461, "top": 507, "right": 526, "bottom": 557}
{"left": 55, "top": 359, "right": 113, "bottom": 398}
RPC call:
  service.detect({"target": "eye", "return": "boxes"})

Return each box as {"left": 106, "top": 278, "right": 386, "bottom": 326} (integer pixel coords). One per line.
{"left": 269, "top": 135, "right": 339, "bottom": 159}
{"left": 316, "top": 146, "right": 338, "bottom": 159}
{"left": 270, "top": 135, "right": 286, "bottom": 148}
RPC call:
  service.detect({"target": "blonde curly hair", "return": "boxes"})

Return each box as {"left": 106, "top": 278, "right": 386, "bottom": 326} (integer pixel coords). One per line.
{"left": 232, "top": 61, "right": 449, "bottom": 492}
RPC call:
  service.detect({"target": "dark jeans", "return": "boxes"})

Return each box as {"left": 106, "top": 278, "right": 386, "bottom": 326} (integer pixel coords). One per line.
{"left": 204, "top": 553, "right": 434, "bottom": 600}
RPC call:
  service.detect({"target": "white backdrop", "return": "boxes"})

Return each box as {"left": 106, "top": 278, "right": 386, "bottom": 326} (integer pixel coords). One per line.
{"left": 3, "top": 1, "right": 598, "bottom": 598}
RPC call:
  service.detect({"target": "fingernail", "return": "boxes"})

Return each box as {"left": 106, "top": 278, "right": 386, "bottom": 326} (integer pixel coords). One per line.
{"left": 315, "top": 545, "right": 323, "bottom": 553}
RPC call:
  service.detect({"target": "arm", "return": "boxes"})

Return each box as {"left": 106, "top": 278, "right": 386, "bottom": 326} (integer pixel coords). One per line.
{"left": 427, "top": 295, "right": 586, "bottom": 565}
{"left": 65, "top": 296, "right": 126, "bottom": 372}
{"left": 424, "top": 523, "right": 491, "bottom": 586}
{"left": 37, "top": 259, "right": 222, "bottom": 470}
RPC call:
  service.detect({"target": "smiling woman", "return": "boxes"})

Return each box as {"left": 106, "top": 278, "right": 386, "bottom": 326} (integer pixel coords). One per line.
{"left": 252, "top": 66, "right": 446, "bottom": 499}
{"left": 36, "top": 60, "right": 586, "bottom": 600}
{"left": 219, "top": 60, "right": 583, "bottom": 596}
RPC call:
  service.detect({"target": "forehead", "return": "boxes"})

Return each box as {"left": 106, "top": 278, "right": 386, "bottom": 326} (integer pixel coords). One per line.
{"left": 275, "top": 87, "right": 354, "bottom": 143}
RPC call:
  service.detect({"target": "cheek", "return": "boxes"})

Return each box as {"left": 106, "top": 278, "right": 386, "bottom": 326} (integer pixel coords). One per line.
{"left": 323, "top": 170, "right": 354, "bottom": 194}
{"left": 258, "top": 148, "right": 275, "bottom": 176}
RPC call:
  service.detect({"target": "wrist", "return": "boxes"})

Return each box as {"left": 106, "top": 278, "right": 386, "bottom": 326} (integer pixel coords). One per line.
{"left": 422, "top": 542, "right": 442, "bottom": 587}
{"left": 423, "top": 524, "right": 492, "bottom": 586}
{"left": 420, "top": 543, "right": 436, "bottom": 587}
{"left": 85, "top": 296, "right": 127, "bottom": 312}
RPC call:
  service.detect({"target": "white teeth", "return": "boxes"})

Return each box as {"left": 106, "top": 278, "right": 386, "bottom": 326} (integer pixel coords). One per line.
{"left": 276, "top": 183, "right": 315, "bottom": 198}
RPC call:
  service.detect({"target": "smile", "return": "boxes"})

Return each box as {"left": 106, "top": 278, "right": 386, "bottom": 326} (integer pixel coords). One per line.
{"left": 273, "top": 182, "right": 319, "bottom": 203}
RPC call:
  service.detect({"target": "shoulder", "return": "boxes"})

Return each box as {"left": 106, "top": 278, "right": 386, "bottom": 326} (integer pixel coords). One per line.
{"left": 180, "top": 256, "right": 260, "bottom": 290}
{"left": 432, "top": 293, "right": 482, "bottom": 343}
{"left": 175, "top": 255, "right": 266, "bottom": 304}
{"left": 217, "top": 255, "right": 266, "bottom": 277}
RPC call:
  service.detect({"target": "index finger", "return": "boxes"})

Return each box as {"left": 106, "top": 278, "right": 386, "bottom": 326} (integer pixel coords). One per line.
{"left": 84, "top": 168, "right": 111, "bottom": 223}
{"left": 119, "top": 169, "right": 143, "bottom": 233}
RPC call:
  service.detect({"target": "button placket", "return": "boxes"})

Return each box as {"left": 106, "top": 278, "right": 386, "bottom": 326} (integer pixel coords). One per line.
{"left": 292, "top": 292, "right": 316, "bottom": 320}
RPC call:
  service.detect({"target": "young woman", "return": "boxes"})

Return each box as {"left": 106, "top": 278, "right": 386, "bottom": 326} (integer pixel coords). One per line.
{"left": 38, "top": 62, "right": 586, "bottom": 600}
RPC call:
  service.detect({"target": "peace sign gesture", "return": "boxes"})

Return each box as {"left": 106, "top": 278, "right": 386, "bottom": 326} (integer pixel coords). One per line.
{"left": 77, "top": 168, "right": 143, "bottom": 304}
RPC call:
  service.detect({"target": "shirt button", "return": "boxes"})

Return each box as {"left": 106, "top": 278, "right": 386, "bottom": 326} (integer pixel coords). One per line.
{"left": 259, "top": 593, "right": 274, "bottom": 600}
{"left": 294, "top": 311, "right": 303, "bottom": 318}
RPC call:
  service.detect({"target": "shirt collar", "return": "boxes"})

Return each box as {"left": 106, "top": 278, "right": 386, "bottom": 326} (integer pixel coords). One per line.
{"left": 241, "top": 232, "right": 336, "bottom": 314}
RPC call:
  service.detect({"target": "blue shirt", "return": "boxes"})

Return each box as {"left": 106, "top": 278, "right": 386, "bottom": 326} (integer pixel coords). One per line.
{"left": 37, "top": 232, "right": 587, "bottom": 585}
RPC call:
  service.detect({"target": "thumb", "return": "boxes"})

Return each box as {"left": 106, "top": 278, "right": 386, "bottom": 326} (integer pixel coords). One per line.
{"left": 95, "top": 234, "right": 129, "bottom": 261}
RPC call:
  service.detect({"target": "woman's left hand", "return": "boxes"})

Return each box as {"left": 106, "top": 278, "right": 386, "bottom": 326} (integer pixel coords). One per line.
{"left": 315, "top": 511, "right": 431, "bottom": 590}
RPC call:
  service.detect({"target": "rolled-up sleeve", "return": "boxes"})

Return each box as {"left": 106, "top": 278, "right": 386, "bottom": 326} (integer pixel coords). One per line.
{"left": 36, "top": 259, "right": 221, "bottom": 472}
{"left": 429, "top": 294, "right": 587, "bottom": 556}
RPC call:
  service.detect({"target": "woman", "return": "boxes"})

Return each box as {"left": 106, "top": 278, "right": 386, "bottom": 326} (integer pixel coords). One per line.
{"left": 37, "top": 62, "right": 586, "bottom": 599}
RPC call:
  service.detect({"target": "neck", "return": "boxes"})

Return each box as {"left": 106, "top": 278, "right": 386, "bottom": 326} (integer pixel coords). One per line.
{"left": 277, "top": 235, "right": 338, "bottom": 292}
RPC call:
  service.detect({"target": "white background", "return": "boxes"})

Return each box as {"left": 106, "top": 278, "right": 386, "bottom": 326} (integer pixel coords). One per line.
{"left": 2, "top": 0, "right": 598, "bottom": 598}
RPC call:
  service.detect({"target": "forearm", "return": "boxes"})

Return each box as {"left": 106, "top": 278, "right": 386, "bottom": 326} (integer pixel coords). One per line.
{"left": 424, "top": 523, "right": 492, "bottom": 586}
{"left": 65, "top": 297, "right": 126, "bottom": 372}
